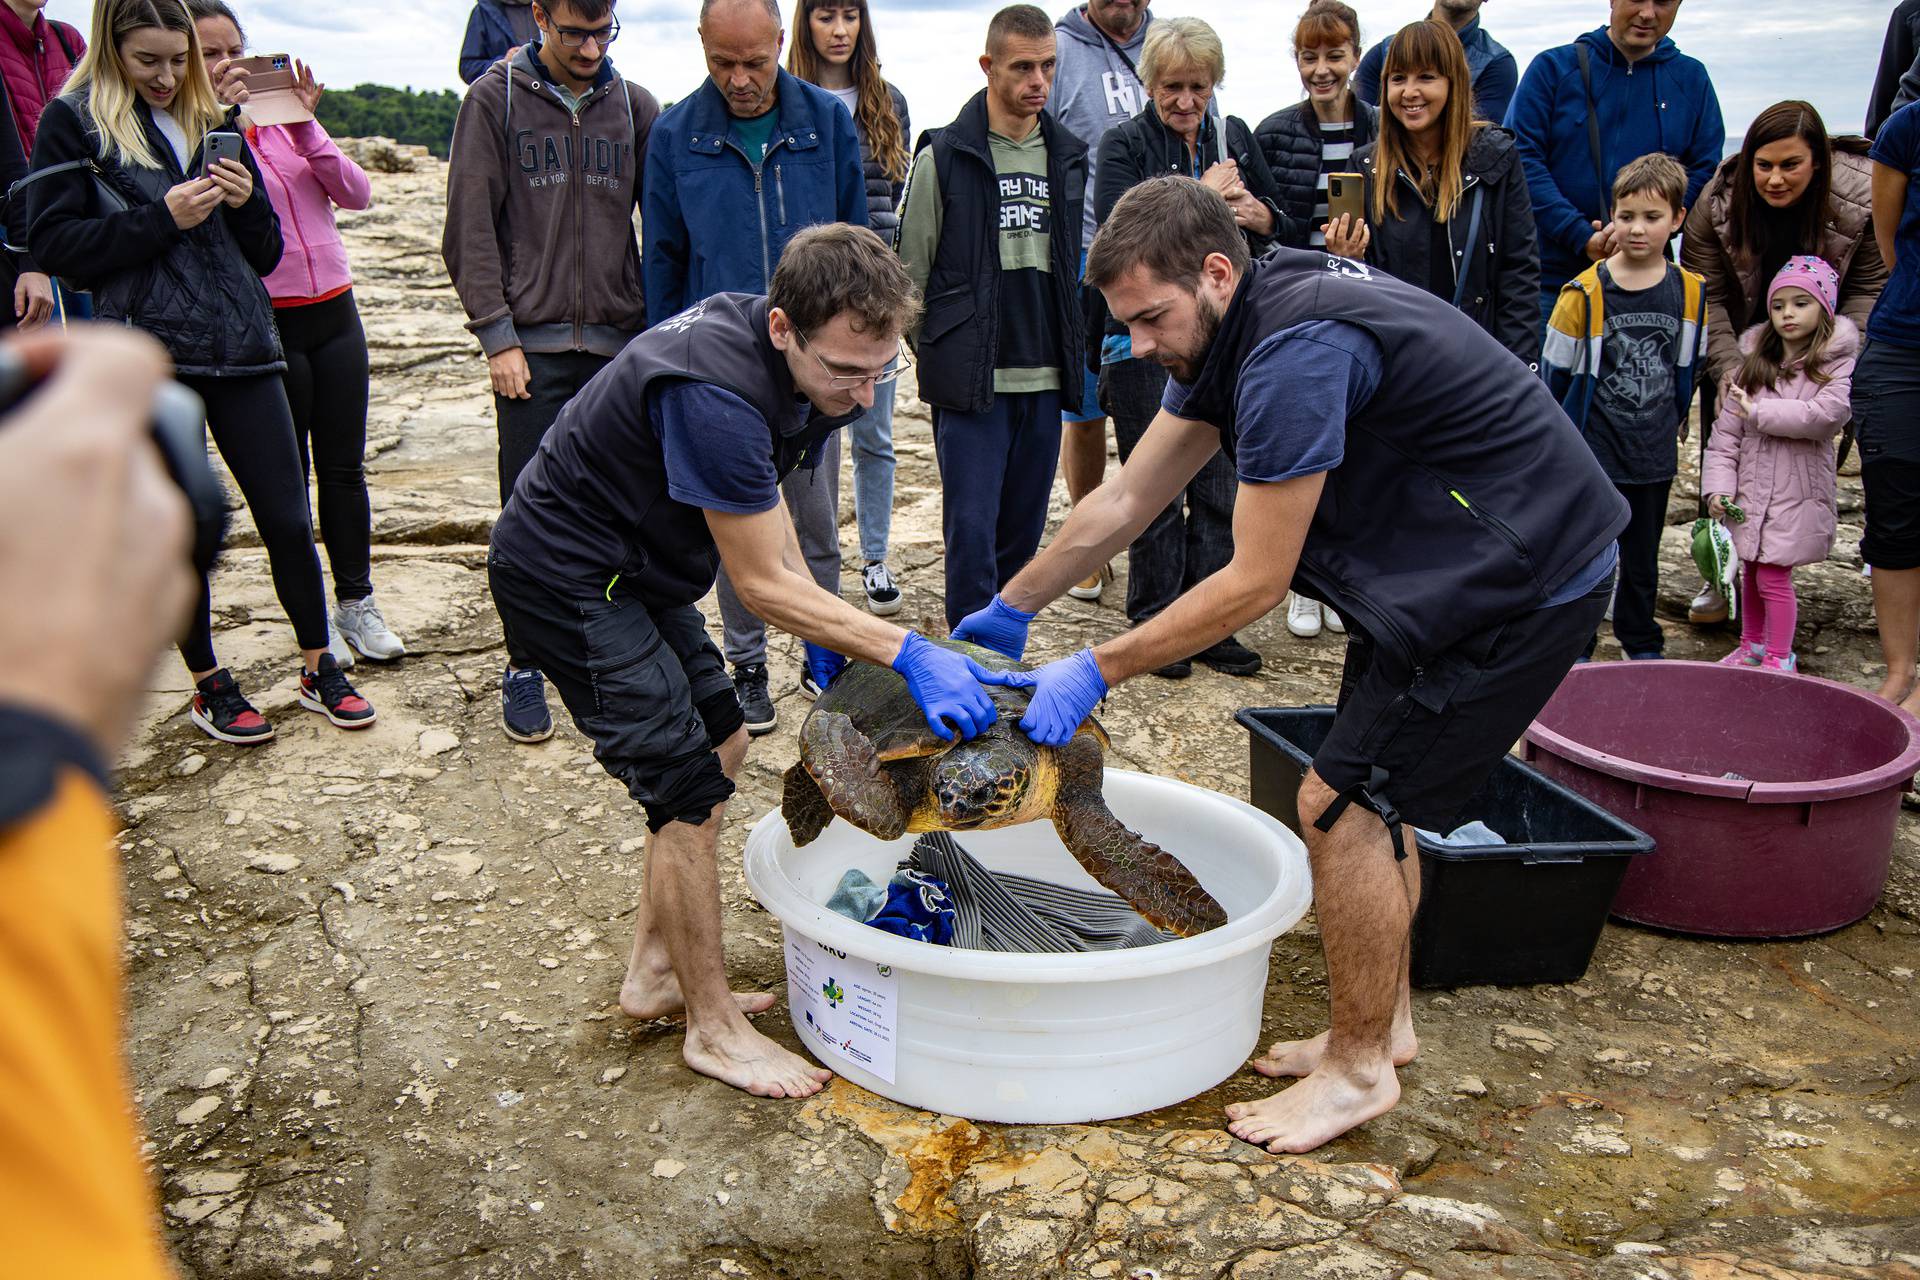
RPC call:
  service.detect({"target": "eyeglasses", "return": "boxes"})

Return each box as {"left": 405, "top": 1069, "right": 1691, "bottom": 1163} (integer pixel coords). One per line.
{"left": 798, "top": 331, "right": 912, "bottom": 390}
{"left": 548, "top": 16, "right": 619, "bottom": 48}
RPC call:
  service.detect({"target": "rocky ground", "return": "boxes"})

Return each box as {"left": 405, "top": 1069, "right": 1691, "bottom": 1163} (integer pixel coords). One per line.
{"left": 111, "top": 152, "right": 1920, "bottom": 1279}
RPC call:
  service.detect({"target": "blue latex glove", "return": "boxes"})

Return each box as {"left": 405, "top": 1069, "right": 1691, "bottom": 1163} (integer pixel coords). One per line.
{"left": 804, "top": 641, "right": 847, "bottom": 691}
{"left": 1011, "top": 648, "right": 1108, "bottom": 747}
{"left": 892, "top": 632, "right": 1009, "bottom": 741}
{"left": 950, "top": 594, "right": 1035, "bottom": 660}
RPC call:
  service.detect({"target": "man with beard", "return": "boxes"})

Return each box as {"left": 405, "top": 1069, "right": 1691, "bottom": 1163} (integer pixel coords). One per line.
{"left": 952, "top": 177, "right": 1627, "bottom": 1153}
{"left": 1353, "top": 0, "right": 1516, "bottom": 126}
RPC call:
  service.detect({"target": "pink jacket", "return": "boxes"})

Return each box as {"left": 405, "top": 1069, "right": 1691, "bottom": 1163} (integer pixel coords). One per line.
{"left": 248, "top": 120, "right": 372, "bottom": 302}
{"left": 1701, "top": 316, "right": 1860, "bottom": 569}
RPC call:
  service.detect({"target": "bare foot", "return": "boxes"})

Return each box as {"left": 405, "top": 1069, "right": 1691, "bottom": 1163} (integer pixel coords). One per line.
{"left": 619, "top": 966, "right": 777, "bottom": 1022}
{"left": 1252, "top": 1024, "right": 1418, "bottom": 1079}
{"left": 684, "top": 1023, "right": 834, "bottom": 1099}
{"left": 1224, "top": 1063, "right": 1401, "bottom": 1154}
{"left": 1901, "top": 688, "right": 1920, "bottom": 719}
{"left": 1877, "top": 670, "right": 1917, "bottom": 704}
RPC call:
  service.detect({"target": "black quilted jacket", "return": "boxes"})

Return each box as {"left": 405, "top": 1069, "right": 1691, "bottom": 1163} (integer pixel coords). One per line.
{"left": 27, "top": 93, "right": 284, "bottom": 376}
{"left": 858, "top": 83, "right": 910, "bottom": 248}
{"left": 1253, "top": 98, "right": 1378, "bottom": 249}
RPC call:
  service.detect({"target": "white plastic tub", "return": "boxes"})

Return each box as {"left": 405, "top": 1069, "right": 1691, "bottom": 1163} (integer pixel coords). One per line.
{"left": 743, "top": 769, "right": 1312, "bottom": 1124}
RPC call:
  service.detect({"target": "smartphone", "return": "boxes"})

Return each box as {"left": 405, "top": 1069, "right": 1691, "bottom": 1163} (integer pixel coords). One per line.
{"left": 1326, "top": 172, "right": 1365, "bottom": 228}
{"left": 230, "top": 54, "right": 314, "bottom": 127}
{"left": 201, "top": 130, "right": 244, "bottom": 177}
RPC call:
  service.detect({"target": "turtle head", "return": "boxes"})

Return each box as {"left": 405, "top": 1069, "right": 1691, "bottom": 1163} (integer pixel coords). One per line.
{"left": 931, "top": 736, "right": 1034, "bottom": 828}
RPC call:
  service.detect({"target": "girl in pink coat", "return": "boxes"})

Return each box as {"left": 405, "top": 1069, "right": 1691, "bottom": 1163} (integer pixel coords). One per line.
{"left": 1704, "top": 256, "right": 1860, "bottom": 672}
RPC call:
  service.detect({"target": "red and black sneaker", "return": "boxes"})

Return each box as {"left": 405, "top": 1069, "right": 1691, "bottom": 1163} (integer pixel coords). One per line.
{"left": 299, "top": 652, "right": 377, "bottom": 729}
{"left": 190, "top": 668, "right": 275, "bottom": 745}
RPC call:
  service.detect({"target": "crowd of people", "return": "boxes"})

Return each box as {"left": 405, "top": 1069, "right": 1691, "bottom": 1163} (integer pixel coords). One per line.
{"left": 6, "top": 0, "right": 1920, "bottom": 1269}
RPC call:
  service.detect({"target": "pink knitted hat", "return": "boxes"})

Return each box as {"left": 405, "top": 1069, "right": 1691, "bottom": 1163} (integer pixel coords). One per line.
{"left": 1769, "top": 255, "right": 1840, "bottom": 317}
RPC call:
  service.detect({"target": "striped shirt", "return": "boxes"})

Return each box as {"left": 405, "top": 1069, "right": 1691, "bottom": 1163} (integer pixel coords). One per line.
{"left": 1311, "top": 118, "right": 1359, "bottom": 247}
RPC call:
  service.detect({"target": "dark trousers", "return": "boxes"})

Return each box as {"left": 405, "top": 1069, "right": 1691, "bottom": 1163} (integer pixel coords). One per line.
{"left": 932, "top": 389, "right": 1063, "bottom": 628}
{"left": 494, "top": 350, "right": 611, "bottom": 506}
{"left": 1588, "top": 478, "right": 1671, "bottom": 659}
{"left": 1099, "top": 357, "right": 1236, "bottom": 624}
{"left": 494, "top": 350, "right": 611, "bottom": 666}
{"left": 178, "top": 373, "right": 330, "bottom": 671}
{"left": 278, "top": 291, "right": 373, "bottom": 602}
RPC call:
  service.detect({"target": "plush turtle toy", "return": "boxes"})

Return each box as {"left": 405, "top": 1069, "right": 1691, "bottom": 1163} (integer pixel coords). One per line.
{"left": 781, "top": 639, "right": 1228, "bottom": 938}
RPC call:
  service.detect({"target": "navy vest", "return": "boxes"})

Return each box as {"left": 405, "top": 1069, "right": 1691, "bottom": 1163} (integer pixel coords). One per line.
{"left": 1178, "top": 249, "right": 1628, "bottom": 668}
{"left": 491, "top": 293, "right": 855, "bottom": 605}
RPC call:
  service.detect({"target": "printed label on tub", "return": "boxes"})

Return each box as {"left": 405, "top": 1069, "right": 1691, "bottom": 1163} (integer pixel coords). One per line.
{"left": 784, "top": 931, "right": 898, "bottom": 1083}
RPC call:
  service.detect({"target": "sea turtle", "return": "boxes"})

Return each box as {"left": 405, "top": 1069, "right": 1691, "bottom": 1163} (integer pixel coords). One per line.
{"left": 781, "top": 638, "right": 1228, "bottom": 938}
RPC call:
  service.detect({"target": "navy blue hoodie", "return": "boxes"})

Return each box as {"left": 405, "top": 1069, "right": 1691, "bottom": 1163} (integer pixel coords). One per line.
{"left": 1504, "top": 27, "right": 1724, "bottom": 287}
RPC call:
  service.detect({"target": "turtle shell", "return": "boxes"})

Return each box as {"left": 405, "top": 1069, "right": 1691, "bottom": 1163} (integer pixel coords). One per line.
{"left": 808, "top": 637, "right": 1101, "bottom": 762}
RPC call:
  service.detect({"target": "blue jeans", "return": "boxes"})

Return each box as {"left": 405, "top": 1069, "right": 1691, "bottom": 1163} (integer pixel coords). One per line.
{"left": 932, "top": 389, "right": 1064, "bottom": 628}
{"left": 846, "top": 376, "right": 897, "bottom": 565}
{"left": 1537, "top": 285, "right": 1563, "bottom": 357}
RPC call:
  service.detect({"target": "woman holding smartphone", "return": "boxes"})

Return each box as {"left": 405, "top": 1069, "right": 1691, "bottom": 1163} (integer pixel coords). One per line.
{"left": 786, "top": 0, "right": 910, "bottom": 618}
{"left": 1255, "top": 0, "right": 1375, "bottom": 251}
{"left": 191, "top": 0, "right": 405, "bottom": 669}
{"left": 1326, "top": 20, "right": 1540, "bottom": 368}
{"left": 27, "top": 0, "right": 375, "bottom": 744}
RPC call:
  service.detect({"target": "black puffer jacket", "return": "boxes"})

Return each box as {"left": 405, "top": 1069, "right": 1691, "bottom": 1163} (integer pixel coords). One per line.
{"left": 28, "top": 93, "right": 283, "bottom": 376}
{"left": 1253, "top": 97, "right": 1378, "bottom": 248}
{"left": 855, "top": 82, "right": 910, "bottom": 247}
{"left": 1352, "top": 126, "right": 1540, "bottom": 368}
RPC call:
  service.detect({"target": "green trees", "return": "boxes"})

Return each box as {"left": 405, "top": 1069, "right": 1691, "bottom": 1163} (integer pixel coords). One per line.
{"left": 314, "top": 86, "right": 463, "bottom": 158}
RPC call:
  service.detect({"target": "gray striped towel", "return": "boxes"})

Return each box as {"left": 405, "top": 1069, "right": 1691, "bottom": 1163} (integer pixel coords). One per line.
{"left": 907, "top": 832, "right": 1171, "bottom": 952}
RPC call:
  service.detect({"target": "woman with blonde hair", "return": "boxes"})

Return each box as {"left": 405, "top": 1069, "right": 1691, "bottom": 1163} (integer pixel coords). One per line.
{"left": 1327, "top": 19, "right": 1538, "bottom": 367}
{"left": 786, "top": 0, "right": 911, "bottom": 619}
{"left": 27, "top": 0, "right": 376, "bottom": 744}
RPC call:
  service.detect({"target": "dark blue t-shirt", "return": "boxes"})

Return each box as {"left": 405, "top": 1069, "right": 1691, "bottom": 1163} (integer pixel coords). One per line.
{"left": 1869, "top": 102, "right": 1920, "bottom": 350}
{"left": 656, "top": 380, "right": 785, "bottom": 514}
{"left": 1162, "top": 319, "right": 1384, "bottom": 483}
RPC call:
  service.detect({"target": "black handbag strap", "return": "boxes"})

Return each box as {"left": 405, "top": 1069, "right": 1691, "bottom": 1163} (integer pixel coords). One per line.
{"left": 1450, "top": 184, "right": 1486, "bottom": 310}
{"left": 1575, "top": 44, "right": 1609, "bottom": 211}
{"left": 1, "top": 159, "right": 132, "bottom": 254}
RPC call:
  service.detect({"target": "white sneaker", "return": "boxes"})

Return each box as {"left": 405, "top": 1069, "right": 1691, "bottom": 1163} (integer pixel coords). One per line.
{"left": 1324, "top": 608, "right": 1345, "bottom": 634}
{"left": 862, "top": 562, "right": 902, "bottom": 616}
{"left": 1688, "top": 583, "right": 1729, "bottom": 625}
{"left": 1067, "top": 563, "right": 1111, "bottom": 602}
{"left": 326, "top": 623, "right": 356, "bottom": 671}
{"left": 334, "top": 594, "right": 406, "bottom": 661}
{"left": 1286, "top": 593, "right": 1323, "bottom": 638}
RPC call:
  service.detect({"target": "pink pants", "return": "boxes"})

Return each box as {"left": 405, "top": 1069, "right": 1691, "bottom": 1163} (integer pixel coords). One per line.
{"left": 1739, "top": 562, "right": 1797, "bottom": 658}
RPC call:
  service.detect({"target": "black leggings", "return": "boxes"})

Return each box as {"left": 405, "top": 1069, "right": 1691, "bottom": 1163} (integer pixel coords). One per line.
{"left": 178, "top": 373, "right": 330, "bottom": 672}
{"left": 277, "top": 291, "right": 373, "bottom": 602}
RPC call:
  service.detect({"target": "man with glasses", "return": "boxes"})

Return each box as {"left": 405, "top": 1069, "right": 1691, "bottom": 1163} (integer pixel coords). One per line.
{"left": 487, "top": 225, "right": 1004, "bottom": 1099}
{"left": 444, "top": 0, "right": 659, "bottom": 744}
{"left": 644, "top": 0, "right": 867, "bottom": 734}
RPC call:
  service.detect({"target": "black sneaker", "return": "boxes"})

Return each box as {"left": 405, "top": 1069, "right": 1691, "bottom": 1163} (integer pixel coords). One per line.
{"left": 1152, "top": 658, "right": 1192, "bottom": 679}
{"left": 501, "top": 667, "right": 554, "bottom": 743}
{"left": 300, "top": 652, "right": 377, "bottom": 729}
{"left": 735, "top": 663, "right": 777, "bottom": 736}
{"left": 862, "top": 562, "right": 902, "bottom": 616}
{"left": 1197, "top": 635, "right": 1263, "bottom": 676}
{"left": 189, "top": 668, "right": 275, "bottom": 745}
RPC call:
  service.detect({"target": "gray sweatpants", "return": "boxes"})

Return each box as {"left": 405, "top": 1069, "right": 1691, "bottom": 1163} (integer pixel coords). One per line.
{"left": 716, "top": 430, "right": 842, "bottom": 667}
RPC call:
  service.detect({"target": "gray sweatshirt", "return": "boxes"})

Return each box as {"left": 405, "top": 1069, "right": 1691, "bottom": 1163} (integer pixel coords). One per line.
{"left": 1048, "top": 5, "right": 1152, "bottom": 250}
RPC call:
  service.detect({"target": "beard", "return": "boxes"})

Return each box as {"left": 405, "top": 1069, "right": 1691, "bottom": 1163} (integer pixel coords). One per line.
{"left": 1433, "top": 0, "right": 1481, "bottom": 20}
{"left": 1160, "top": 291, "right": 1224, "bottom": 385}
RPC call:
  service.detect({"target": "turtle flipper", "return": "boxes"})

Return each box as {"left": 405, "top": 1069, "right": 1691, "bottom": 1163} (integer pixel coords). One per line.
{"left": 1050, "top": 735, "right": 1229, "bottom": 938}
{"left": 783, "top": 762, "right": 835, "bottom": 846}
{"left": 799, "top": 710, "right": 912, "bottom": 841}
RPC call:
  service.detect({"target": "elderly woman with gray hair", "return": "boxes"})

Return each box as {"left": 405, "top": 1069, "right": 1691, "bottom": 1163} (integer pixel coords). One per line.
{"left": 1088, "top": 16, "right": 1287, "bottom": 679}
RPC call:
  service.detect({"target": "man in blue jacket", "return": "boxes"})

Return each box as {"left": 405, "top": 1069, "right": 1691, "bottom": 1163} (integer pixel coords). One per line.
{"left": 459, "top": 0, "right": 539, "bottom": 84}
{"left": 643, "top": 0, "right": 867, "bottom": 738}
{"left": 1504, "top": 0, "right": 1723, "bottom": 331}
{"left": 1354, "top": 0, "right": 1516, "bottom": 127}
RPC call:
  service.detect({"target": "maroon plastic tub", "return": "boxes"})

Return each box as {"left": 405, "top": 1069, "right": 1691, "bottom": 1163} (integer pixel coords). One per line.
{"left": 1521, "top": 662, "right": 1920, "bottom": 937}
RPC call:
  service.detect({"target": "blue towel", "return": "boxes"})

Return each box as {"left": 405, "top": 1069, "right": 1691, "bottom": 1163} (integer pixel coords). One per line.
{"left": 866, "top": 870, "right": 956, "bottom": 945}
{"left": 1411, "top": 820, "right": 1506, "bottom": 848}
{"left": 825, "top": 869, "right": 887, "bottom": 923}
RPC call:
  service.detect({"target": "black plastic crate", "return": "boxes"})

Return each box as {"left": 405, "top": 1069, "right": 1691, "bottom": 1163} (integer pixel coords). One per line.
{"left": 1236, "top": 707, "right": 1654, "bottom": 988}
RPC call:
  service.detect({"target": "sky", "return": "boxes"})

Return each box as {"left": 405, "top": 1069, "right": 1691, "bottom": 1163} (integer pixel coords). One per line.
{"left": 45, "top": 0, "right": 1891, "bottom": 144}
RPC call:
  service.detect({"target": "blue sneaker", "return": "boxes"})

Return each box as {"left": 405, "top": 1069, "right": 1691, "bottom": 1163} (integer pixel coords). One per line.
{"left": 501, "top": 667, "right": 554, "bottom": 743}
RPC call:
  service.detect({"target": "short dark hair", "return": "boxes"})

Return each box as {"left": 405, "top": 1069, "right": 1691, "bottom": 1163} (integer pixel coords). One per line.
{"left": 769, "top": 223, "right": 920, "bottom": 339}
{"left": 540, "top": 0, "right": 615, "bottom": 24}
{"left": 182, "top": 0, "right": 244, "bottom": 39}
{"left": 699, "top": 0, "right": 779, "bottom": 27}
{"left": 1086, "top": 176, "right": 1249, "bottom": 291}
{"left": 986, "top": 4, "right": 1053, "bottom": 54}
{"left": 1611, "top": 152, "right": 1687, "bottom": 218}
